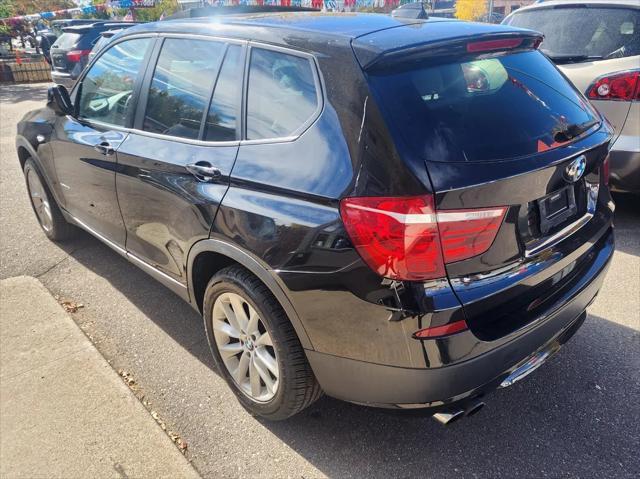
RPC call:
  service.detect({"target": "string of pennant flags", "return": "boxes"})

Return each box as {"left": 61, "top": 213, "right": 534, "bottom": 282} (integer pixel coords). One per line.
{"left": 2, "top": 0, "right": 409, "bottom": 23}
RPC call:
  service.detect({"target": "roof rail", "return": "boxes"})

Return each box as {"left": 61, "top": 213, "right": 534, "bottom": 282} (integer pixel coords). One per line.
{"left": 164, "top": 5, "right": 320, "bottom": 20}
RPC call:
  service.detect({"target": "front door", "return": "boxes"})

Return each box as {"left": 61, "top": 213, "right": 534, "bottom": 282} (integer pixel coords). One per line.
{"left": 116, "top": 37, "right": 244, "bottom": 282}
{"left": 52, "top": 37, "right": 154, "bottom": 247}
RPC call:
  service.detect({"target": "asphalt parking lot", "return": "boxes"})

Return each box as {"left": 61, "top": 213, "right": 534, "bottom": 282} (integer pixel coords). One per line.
{"left": 1, "top": 82, "right": 639, "bottom": 478}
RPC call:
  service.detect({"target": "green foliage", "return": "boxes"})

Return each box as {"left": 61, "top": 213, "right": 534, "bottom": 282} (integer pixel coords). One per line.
{"left": 133, "top": 0, "right": 178, "bottom": 22}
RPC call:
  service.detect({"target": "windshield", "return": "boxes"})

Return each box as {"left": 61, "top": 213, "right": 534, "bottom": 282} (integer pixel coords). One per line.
{"left": 507, "top": 7, "right": 640, "bottom": 62}
{"left": 369, "top": 50, "right": 600, "bottom": 163}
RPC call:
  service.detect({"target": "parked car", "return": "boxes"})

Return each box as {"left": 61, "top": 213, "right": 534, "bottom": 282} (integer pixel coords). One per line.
{"left": 88, "top": 28, "right": 130, "bottom": 62}
{"left": 17, "top": 11, "right": 615, "bottom": 422}
{"left": 49, "top": 22, "right": 138, "bottom": 89}
{"left": 504, "top": 0, "right": 640, "bottom": 193}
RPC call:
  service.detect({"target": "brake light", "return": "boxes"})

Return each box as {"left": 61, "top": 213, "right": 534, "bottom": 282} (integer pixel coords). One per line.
{"left": 587, "top": 71, "right": 640, "bottom": 101}
{"left": 467, "top": 38, "right": 523, "bottom": 53}
{"left": 339, "top": 196, "right": 507, "bottom": 281}
{"left": 66, "top": 49, "right": 91, "bottom": 63}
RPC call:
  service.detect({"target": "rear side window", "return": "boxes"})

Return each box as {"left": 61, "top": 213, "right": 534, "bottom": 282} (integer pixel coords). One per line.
{"left": 78, "top": 38, "right": 152, "bottom": 127}
{"left": 246, "top": 48, "right": 319, "bottom": 140}
{"left": 369, "top": 50, "right": 600, "bottom": 163}
{"left": 143, "top": 38, "right": 225, "bottom": 140}
{"left": 204, "top": 45, "right": 242, "bottom": 142}
{"left": 507, "top": 7, "right": 640, "bottom": 60}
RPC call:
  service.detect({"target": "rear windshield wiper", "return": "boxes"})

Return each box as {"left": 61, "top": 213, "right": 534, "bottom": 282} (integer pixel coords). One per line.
{"left": 554, "top": 120, "right": 599, "bottom": 143}
{"left": 545, "top": 53, "right": 604, "bottom": 65}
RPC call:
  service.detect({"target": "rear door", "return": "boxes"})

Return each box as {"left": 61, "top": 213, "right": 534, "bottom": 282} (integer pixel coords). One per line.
{"left": 115, "top": 36, "right": 245, "bottom": 283}
{"left": 366, "top": 45, "right": 613, "bottom": 340}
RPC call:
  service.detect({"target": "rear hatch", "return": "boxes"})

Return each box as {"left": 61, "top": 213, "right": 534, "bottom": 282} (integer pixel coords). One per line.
{"left": 356, "top": 24, "right": 614, "bottom": 340}
{"left": 50, "top": 32, "right": 82, "bottom": 72}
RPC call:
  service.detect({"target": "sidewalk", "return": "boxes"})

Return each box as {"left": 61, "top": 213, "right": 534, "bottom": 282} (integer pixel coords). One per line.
{"left": 0, "top": 276, "right": 200, "bottom": 479}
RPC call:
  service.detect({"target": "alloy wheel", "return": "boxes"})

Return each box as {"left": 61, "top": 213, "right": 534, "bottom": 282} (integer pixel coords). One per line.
{"left": 212, "top": 292, "right": 279, "bottom": 402}
{"left": 26, "top": 168, "right": 53, "bottom": 232}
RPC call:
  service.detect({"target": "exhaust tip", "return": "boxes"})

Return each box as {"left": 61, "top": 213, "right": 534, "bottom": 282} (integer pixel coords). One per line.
{"left": 432, "top": 409, "right": 465, "bottom": 426}
{"left": 465, "top": 401, "right": 485, "bottom": 418}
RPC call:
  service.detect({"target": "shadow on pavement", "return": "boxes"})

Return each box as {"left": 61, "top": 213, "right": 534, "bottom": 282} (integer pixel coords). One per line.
{"left": 54, "top": 193, "right": 638, "bottom": 478}
{"left": 0, "top": 82, "right": 50, "bottom": 104}
{"left": 612, "top": 193, "right": 639, "bottom": 257}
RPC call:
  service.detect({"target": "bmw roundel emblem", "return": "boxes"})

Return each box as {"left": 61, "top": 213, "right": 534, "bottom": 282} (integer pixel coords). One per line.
{"left": 564, "top": 155, "right": 587, "bottom": 183}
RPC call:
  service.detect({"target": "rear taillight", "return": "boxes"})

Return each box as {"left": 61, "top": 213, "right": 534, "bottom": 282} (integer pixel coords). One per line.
{"left": 587, "top": 71, "right": 640, "bottom": 101}
{"left": 339, "top": 196, "right": 507, "bottom": 282}
{"left": 66, "top": 49, "right": 91, "bottom": 63}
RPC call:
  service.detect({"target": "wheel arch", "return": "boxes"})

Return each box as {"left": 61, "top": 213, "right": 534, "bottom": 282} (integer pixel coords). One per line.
{"left": 187, "top": 239, "right": 314, "bottom": 350}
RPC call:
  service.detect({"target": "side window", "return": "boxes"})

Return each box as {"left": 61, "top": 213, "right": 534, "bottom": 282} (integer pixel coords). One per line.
{"left": 143, "top": 38, "right": 225, "bottom": 140}
{"left": 204, "top": 45, "right": 242, "bottom": 142}
{"left": 246, "top": 48, "right": 319, "bottom": 140}
{"left": 78, "top": 38, "right": 151, "bottom": 127}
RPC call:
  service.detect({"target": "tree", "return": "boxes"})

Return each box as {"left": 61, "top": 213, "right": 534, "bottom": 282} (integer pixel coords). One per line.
{"left": 3, "top": 0, "right": 75, "bottom": 16}
{"left": 133, "top": 0, "right": 178, "bottom": 22}
{"left": 455, "top": 0, "right": 487, "bottom": 21}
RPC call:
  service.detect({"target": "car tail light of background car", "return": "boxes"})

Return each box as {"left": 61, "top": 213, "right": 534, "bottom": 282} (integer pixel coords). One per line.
{"left": 587, "top": 70, "right": 640, "bottom": 101}
{"left": 66, "top": 49, "right": 92, "bottom": 63}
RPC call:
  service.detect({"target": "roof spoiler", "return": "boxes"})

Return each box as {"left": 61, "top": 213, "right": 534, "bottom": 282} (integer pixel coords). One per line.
{"left": 391, "top": 2, "right": 429, "bottom": 20}
{"left": 164, "top": 5, "right": 320, "bottom": 20}
{"left": 359, "top": 32, "right": 544, "bottom": 71}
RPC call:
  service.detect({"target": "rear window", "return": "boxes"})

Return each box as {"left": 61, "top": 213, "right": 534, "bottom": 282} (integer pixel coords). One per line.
{"left": 507, "top": 7, "right": 640, "bottom": 61}
{"left": 52, "top": 33, "right": 80, "bottom": 49}
{"left": 368, "top": 50, "right": 600, "bottom": 163}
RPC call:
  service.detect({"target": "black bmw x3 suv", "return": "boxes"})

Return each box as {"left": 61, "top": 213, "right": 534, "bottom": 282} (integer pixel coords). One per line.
{"left": 17, "top": 11, "right": 615, "bottom": 422}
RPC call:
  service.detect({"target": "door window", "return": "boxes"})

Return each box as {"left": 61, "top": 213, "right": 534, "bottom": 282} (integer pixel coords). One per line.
{"left": 204, "top": 45, "right": 242, "bottom": 142}
{"left": 77, "top": 38, "right": 152, "bottom": 127}
{"left": 246, "top": 48, "right": 319, "bottom": 140}
{"left": 143, "top": 38, "right": 225, "bottom": 140}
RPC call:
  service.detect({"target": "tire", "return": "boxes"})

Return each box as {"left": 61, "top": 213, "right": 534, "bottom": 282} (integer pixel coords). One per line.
{"left": 203, "top": 265, "right": 322, "bottom": 420}
{"left": 23, "top": 158, "right": 75, "bottom": 242}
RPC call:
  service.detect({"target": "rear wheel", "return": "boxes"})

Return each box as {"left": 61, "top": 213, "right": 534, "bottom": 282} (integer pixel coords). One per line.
{"left": 203, "top": 265, "right": 322, "bottom": 420}
{"left": 23, "top": 158, "right": 75, "bottom": 242}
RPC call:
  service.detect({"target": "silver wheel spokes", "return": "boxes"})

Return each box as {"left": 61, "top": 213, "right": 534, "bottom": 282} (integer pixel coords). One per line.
{"left": 27, "top": 169, "right": 53, "bottom": 232}
{"left": 212, "top": 292, "right": 278, "bottom": 402}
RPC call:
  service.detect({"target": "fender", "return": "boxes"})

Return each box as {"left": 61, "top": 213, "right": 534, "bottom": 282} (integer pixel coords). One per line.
{"left": 187, "top": 238, "right": 314, "bottom": 350}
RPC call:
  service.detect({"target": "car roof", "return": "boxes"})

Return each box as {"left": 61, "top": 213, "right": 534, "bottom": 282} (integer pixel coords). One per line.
{"left": 513, "top": 0, "right": 640, "bottom": 13}
{"left": 120, "top": 12, "right": 531, "bottom": 57}
{"left": 62, "top": 22, "right": 139, "bottom": 34}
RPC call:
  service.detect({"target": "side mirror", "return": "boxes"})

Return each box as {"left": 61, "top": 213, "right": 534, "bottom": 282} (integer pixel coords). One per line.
{"left": 47, "top": 85, "right": 73, "bottom": 116}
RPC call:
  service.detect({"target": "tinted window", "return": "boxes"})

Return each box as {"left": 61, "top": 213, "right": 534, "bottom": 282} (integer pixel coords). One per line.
{"left": 369, "top": 51, "right": 600, "bottom": 163}
{"left": 246, "top": 48, "right": 318, "bottom": 140}
{"left": 507, "top": 7, "right": 640, "bottom": 60}
{"left": 143, "top": 39, "right": 224, "bottom": 140}
{"left": 204, "top": 45, "right": 242, "bottom": 142}
{"left": 78, "top": 38, "right": 151, "bottom": 127}
{"left": 52, "top": 33, "right": 80, "bottom": 49}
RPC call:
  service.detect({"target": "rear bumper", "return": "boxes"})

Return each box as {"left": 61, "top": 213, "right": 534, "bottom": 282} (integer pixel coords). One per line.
{"left": 306, "top": 228, "right": 614, "bottom": 408}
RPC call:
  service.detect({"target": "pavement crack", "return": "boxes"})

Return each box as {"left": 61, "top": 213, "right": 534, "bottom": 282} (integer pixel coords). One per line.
{"left": 35, "top": 249, "right": 81, "bottom": 278}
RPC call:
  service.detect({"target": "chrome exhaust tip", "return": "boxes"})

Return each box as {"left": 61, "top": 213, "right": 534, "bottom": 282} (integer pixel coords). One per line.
{"left": 432, "top": 409, "right": 465, "bottom": 426}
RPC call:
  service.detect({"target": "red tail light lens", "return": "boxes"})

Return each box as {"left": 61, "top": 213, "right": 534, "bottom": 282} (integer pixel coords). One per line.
{"left": 466, "top": 38, "right": 523, "bottom": 53}
{"left": 437, "top": 208, "right": 508, "bottom": 263}
{"left": 66, "top": 49, "right": 91, "bottom": 63}
{"left": 340, "top": 196, "right": 508, "bottom": 281}
{"left": 587, "top": 71, "right": 640, "bottom": 101}
{"left": 339, "top": 196, "right": 444, "bottom": 281}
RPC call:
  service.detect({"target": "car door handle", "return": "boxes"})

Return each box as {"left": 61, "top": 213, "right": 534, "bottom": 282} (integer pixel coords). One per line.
{"left": 94, "top": 141, "right": 115, "bottom": 156}
{"left": 186, "top": 162, "right": 222, "bottom": 182}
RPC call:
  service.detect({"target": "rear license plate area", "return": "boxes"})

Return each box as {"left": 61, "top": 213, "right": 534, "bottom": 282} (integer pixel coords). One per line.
{"left": 537, "top": 185, "right": 577, "bottom": 234}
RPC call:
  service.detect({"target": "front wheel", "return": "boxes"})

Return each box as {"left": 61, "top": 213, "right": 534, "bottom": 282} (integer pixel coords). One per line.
{"left": 203, "top": 266, "right": 322, "bottom": 420}
{"left": 23, "top": 158, "right": 75, "bottom": 241}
